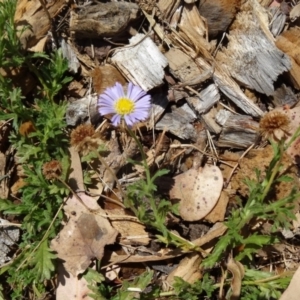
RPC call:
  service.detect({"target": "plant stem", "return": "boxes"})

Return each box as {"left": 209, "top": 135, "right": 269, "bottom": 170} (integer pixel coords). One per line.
{"left": 260, "top": 143, "right": 284, "bottom": 201}
{"left": 126, "top": 125, "right": 152, "bottom": 187}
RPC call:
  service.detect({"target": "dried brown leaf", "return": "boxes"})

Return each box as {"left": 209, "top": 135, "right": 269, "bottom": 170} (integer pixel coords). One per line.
{"left": 170, "top": 165, "right": 223, "bottom": 221}
{"left": 51, "top": 194, "right": 118, "bottom": 276}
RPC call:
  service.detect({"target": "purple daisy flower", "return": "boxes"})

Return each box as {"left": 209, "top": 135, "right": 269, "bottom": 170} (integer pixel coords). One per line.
{"left": 98, "top": 82, "right": 151, "bottom": 127}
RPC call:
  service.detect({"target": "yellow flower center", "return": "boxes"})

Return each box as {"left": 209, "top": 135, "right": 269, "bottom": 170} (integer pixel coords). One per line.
{"left": 114, "top": 97, "right": 135, "bottom": 115}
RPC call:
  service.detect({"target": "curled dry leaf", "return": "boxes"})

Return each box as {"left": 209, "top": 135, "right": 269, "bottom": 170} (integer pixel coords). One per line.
{"left": 227, "top": 256, "right": 245, "bottom": 300}
{"left": 50, "top": 194, "right": 118, "bottom": 277}
{"left": 170, "top": 165, "right": 223, "bottom": 221}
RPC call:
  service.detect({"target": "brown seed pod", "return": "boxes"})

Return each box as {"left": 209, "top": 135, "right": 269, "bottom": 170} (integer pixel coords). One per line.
{"left": 70, "top": 124, "right": 102, "bottom": 155}
{"left": 19, "top": 121, "right": 36, "bottom": 137}
{"left": 259, "top": 110, "right": 290, "bottom": 141}
{"left": 42, "top": 160, "right": 62, "bottom": 180}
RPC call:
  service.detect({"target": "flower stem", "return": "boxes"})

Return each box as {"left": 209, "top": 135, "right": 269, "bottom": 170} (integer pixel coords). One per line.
{"left": 126, "top": 125, "right": 152, "bottom": 187}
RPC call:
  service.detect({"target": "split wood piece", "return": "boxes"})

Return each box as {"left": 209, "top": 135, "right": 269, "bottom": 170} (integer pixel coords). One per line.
{"left": 164, "top": 48, "right": 202, "bottom": 84}
{"left": 215, "top": 110, "right": 260, "bottom": 148}
{"left": 14, "top": 0, "right": 66, "bottom": 49}
{"left": 147, "top": 93, "right": 169, "bottom": 129}
{"left": 167, "top": 34, "right": 263, "bottom": 116}
{"left": 269, "top": 6, "right": 286, "bottom": 37}
{"left": 215, "top": 0, "right": 291, "bottom": 96}
{"left": 198, "top": 0, "right": 241, "bottom": 38}
{"left": 169, "top": 5, "right": 183, "bottom": 28}
{"left": 187, "top": 84, "right": 220, "bottom": 115}
{"left": 276, "top": 27, "right": 300, "bottom": 90}
{"left": 179, "top": 3, "right": 207, "bottom": 41}
{"left": 195, "top": 57, "right": 264, "bottom": 117}
{"left": 167, "top": 89, "right": 189, "bottom": 103}
{"left": 157, "top": 0, "right": 181, "bottom": 21}
{"left": 201, "top": 107, "right": 222, "bottom": 134}
{"left": 69, "top": 2, "right": 140, "bottom": 39}
{"left": 64, "top": 40, "right": 96, "bottom": 74}
{"left": 111, "top": 33, "right": 168, "bottom": 91}
{"left": 155, "top": 103, "right": 197, "bottom": 141}
{"left": 176, "top": 3, "right": 212, "bottom": 56}
{"left": 141, "top": 9, "right": 173, "bottom": 47}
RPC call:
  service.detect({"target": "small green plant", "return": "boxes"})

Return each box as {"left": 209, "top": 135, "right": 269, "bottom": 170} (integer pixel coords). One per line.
{"left": 124, "top": 126, "right": 202, "bottom": 251}
{"left": 0, "top": 0, "right": 299, "bottom": 299}
{"left": 203, "top": 139, "right": 299, "bottom": 268}
{"left": 111, "top": 270, "right": 159, "bottom": 300}
{"left": 0, "top": 0, "right": 72, "bottom": 298}
{"left": 171, "top": 273, "right": 217, "bottom": 300}
{"left": 240, "top": 268, "right": 292, "bottom": 300}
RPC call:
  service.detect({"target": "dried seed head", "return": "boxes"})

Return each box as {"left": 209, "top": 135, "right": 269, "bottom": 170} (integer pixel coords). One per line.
{"left": 42, "top": 160, "right": 62, "bottom": 180}
{"left": 259, "top": 110, "right": 290, "bottom": 141}
{"left": 19, "top": 121, "right": 36, "bottom": 136}
{"left": 70, "top": 124, "right": 101, "bottom": 155}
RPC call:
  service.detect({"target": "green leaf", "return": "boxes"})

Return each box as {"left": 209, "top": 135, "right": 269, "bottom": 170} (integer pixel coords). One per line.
{"left": 112, "top": 270, "right": 154, "bottom": 300}
{"left": 32, "top": 240, "right": 56, "bottom": 281}
{"left": 173, "top": 274, "right": 216, "bottom": 299}
{"left": 275, "top": 175, "right": 294, "bottom": 183}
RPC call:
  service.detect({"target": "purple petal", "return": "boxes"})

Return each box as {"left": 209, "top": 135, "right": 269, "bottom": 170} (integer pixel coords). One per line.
{"left": 124, "top": 115, "right": 134, "bottom": 127}
{"left": 99, "top": 93, "right": 115, "bottom": 104}
{"left": 127, "top": 82, "right": 134, "bottom": 99}
{"left": 106, "top": 82, "right": 124, "bottom": 101}
{"left": 132, "top": 109, "right": 149, "bottom": 120}
{"left": 113, "top": 82, "right": 125, "bottom": 98}
{"left": 111, "top": 114, "right": 121, "bottom": 126}
{"left": 99, "top": 107, "right": 115, "bottom": 115}
{"left": 135, "top": 97, "right": 151, "bottom": 108}
{"left": 127, "top": 83, "right": 147, "bottom": 101}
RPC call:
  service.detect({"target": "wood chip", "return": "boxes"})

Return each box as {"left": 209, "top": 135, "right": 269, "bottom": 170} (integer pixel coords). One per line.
{"left": 111, "top": 34, "right": 168, "bottom": 91}
{"left": 215, "top": 110, "right": 259, "bottom": 148}
{"left": 216, "top": 0, "right": 291, "bottom": 96}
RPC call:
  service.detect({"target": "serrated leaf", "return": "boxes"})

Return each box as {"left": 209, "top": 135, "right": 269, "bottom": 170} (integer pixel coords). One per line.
{"left": 83, "top": 268, "right": 105, "bottom": 284}
{"left": 275, "top": 175, "right": 294, "bottom": 183}
{"left": 33, "top": 240, "right": 56, "bottom": 281}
